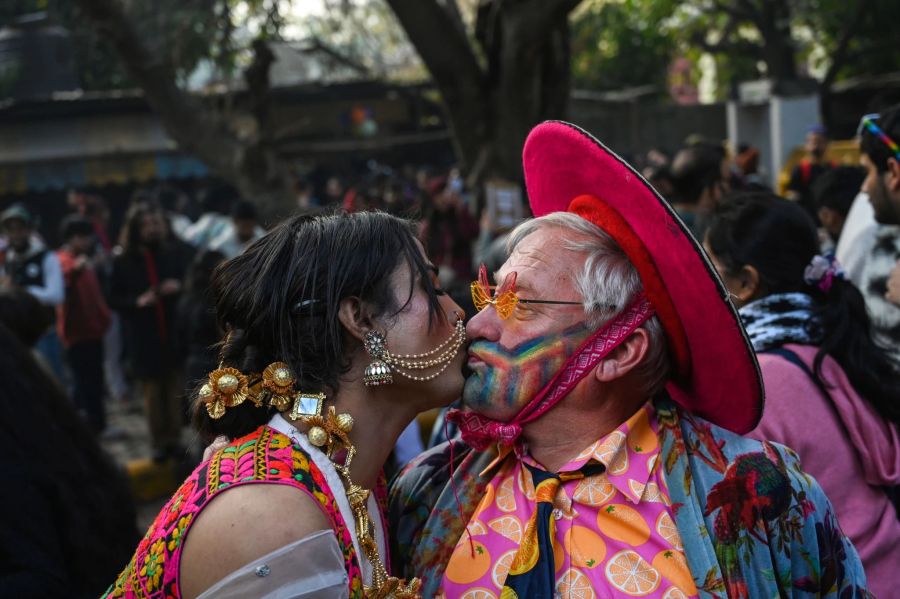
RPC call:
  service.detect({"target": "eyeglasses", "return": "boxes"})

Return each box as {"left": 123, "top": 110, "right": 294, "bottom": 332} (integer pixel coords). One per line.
{"left": 470, "top": 264, "right": 582, "bottom": 319}
{"left": 857, "top": 113, "right": 900, "bottom": 161}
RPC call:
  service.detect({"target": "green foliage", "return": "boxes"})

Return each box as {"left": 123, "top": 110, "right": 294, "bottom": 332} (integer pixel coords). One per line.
{"left": 571, "top": 0, "right": 678, "bottom": 92}
{"left": 799, "top": 0, "right": 900, "bottom": 83}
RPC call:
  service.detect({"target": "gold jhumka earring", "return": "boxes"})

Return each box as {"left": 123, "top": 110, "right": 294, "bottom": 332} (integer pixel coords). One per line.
{"left": 362, "top": 317, "right": 466, "bottom": 387}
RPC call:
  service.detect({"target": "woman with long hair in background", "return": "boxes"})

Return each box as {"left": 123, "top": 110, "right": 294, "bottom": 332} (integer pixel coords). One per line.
{"left": 704, "top": 192, "right": 900, "bottom": 597}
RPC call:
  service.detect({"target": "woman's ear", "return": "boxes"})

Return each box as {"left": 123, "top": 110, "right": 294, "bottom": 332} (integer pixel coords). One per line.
{"left": 734, "top": 264, "right": 761, "bottom": 303}
{"left": 337, "top": 297, "right": 374, "bottom": 344}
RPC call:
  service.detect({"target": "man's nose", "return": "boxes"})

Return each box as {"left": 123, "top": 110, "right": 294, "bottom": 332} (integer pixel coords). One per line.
{"left": 466, "top": 304, "right": 502, "bottom": 342}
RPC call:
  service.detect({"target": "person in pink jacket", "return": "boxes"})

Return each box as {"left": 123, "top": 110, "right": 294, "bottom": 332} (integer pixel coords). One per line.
{"left": 704, "top": 191, "right": 900, "bottom": 596}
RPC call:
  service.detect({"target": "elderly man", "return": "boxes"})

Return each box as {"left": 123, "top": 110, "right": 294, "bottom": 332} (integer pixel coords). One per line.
{"left": 389, "top": 122, "right": 869, "bottom": 598}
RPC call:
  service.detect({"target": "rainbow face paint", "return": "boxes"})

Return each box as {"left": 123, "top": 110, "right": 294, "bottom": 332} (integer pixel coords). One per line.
{"left": 461, "top": 323, "right": 593, "bottom": 421}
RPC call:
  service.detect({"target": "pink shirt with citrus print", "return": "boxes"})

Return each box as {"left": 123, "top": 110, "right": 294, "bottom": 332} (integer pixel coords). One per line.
{"left": 439, "top": 403, "right": 698, "bottom": 599}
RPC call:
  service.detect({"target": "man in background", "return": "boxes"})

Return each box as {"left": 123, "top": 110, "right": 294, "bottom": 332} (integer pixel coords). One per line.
{"left": 56, "top": 216, "right": 111, "bottom": 434}
{"left": 786, "top": 124, "right": 834, "bottom": 221}
{"left": 0, "top": 204, "right": 65, "bottom": 380}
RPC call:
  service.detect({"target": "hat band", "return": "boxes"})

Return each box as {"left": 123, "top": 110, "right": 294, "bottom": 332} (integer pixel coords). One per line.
{"left": 569, "top": 194, "right": 691, "bottom": 379}
{"left": 449, "top": 294, "right": 654, "bottom": 450}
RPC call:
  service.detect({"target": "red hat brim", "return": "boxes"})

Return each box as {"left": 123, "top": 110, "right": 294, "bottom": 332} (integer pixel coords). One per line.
{"left": 524, "top": 121, "right": 762, "bottom": 433}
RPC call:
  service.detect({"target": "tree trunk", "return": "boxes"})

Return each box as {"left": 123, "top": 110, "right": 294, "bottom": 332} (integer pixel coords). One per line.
{"left": 387, "top": 0, "right": 581, "bottom": 185}
{"left": 754, "top": 0, "right": 797, "bottom": 82}
{"left": 73, "top": 0, "right": 295, "bottom": 218}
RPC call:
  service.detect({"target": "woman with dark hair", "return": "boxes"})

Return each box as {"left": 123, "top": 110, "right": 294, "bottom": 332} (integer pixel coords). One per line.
{"left": 704, "top": 192, "right": 900, "bottom": 597}
{"left": 0, "top": 321, "right": 138, "bottom": 598}
{"left": 104, "top": 211, "right": 466, "bottom": 598}
{"left": 419, "top": 177, "right": 479, "bottom": 298}
{"left": 111, "top": 203, "right": 194, "bottom": 461}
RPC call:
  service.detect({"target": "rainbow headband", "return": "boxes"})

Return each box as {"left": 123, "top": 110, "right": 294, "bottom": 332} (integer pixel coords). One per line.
{"left": 859, "top": 114, "right": 900, "bottom": 161}
{"left": 448, "top": 294, "right": 654, "bottom": 450}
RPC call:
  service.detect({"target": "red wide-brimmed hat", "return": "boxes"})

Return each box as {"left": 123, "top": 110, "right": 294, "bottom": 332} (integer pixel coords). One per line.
{"left": 523, "top": 121, "right": 762, "bottom": 433}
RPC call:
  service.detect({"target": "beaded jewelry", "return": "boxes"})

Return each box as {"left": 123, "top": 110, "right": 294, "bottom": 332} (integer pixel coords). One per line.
{"left": 363, "top": 315, "right": 466, "bottom": 386}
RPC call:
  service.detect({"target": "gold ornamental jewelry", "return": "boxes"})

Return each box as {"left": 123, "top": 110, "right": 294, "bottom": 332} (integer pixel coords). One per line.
{"left": 262, "top": 362, "right": 296, "bottom": 411}
{"left": 363, "top": 316, "right": 466, "bottom": 387}
{"left": 296, "top": 403, "right": 421, "bottom": 598}
{"left": 363, "top": 331, "right": 394, "bottom": 386}
{"left": 201, "top": 366, "right": 250, "bottom": 419}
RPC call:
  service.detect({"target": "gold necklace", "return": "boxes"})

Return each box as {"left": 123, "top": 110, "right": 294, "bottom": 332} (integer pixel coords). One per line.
{"left": 299, "top": 406, "right": 421, "bottom": 599}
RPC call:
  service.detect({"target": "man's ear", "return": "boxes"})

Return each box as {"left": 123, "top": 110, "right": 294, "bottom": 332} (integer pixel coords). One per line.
{"left": 337, "top": 297, "right": 375, "bottom": 345}
{"left": 595, "top": 328, "right": 650, "bottom": 383}
{"left": 886, "top": 157, "right": 900, "bottom": 193}
{"left": 733, "top": 264, "right": 761, "bottom": 303}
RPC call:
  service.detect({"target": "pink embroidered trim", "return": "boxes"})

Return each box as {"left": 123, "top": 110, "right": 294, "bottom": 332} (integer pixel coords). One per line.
{"left": 448, "top": 295, "right": 654, "bottom": 450}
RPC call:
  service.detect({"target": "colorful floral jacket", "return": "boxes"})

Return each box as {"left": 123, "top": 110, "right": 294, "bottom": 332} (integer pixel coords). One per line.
{"left": 388, "top": 398, "right": 872, "bottom": 598}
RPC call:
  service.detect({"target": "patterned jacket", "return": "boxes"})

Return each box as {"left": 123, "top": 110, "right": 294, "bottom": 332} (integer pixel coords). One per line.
{"left": 389, "top": 397, "right": 872, "bottom": 598}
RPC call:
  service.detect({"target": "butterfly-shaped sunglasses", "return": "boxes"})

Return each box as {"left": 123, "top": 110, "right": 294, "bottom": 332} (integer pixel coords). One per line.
{"left": 470, "top": 264, "right": 582, "bottom": 319}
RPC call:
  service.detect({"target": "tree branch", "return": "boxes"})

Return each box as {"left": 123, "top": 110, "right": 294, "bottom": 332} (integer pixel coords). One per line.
{"left": 386, "top": 0, "right": 487, "bottom": 170}
{"left": 74, "top": 0, "right": 291, "bottom": 211}
{"left": 822, "top": 0, "right": 870, "bottom": 89}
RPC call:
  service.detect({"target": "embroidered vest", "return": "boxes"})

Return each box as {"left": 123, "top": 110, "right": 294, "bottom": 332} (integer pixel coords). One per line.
{"left": 103, "top": 425, "right": 364, "bottom": 598}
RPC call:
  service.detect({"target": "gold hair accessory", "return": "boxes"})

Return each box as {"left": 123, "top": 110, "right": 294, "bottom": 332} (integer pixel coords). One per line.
{"left": 202, "top": 362, "right": 329, "bottom": 421}
{"left": 296, "top": 402, "right": 421, "bottom": 598}
{"left": 201, "top": 367, "right": 249, "bottom": 419}
{"left": 262, "top": 362, "right": 296, "bottom": 411}
{"left": 363, "top": 316, "right": 466, "bottom": 387}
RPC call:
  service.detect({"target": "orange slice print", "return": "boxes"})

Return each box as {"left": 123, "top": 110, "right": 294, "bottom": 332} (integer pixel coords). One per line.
{"left": 573, "top": 475, "right": 616, "bottom": 506}
{"left": 496, "top": 476, "right": 517, "bottom": 513}
{"left": 564, "top": 525, "right": 607, "bottom": 569}
{"left": 492, "top": 550, "right": 516, "bottom": 589}
{"left": 473, "top": 483, "right": 495, "bottom": 521}
{"left": 556, "top": 567, "right": 596, "bottom": 599}
{"left": 651, "top": 550, "right": 697, "bottom": 593}
{"left": 466, "top": 520, "right": 488, "bottom": 536}
{"left": 445, "top": 540, "right": 493, "bottom": 585}
{"left": 626, "top": 408, "right": 658, "bottom": 454}
{"left": 575, "top": 440, "right": 600, "bottom": 462}
{"left": 554, "top": 488, "right": 579, "bottom": 520}
{"left": 647, "top": 454, "right": 658, "bottom": 475}
{"left": 605, "top": 550, "right": 661, "bottom": 596}
{"left": 517, "top": 466, "right": 535, "bottom": 500}
{"left": 662, "top": 586, "right": 690, "bottom": 599}
{"left": 460, "top": 587, "right": 498, "bottom": 599}
{"left": 628, "top": 479, "right": 646, "bottom": 500}
{"left": 655, "top": 511, "right": 683, "bottom": 551}
{"left": 641, "top": 482, "right": 670, "bottom": 505}
{"left": 556, "top": 568, "right": 597, "bottom": 599}
{"left": 488, "top": 515, "right": 524, "bottom": 544}
{"left": 596, "top": 503, "right": 651, "bottom": 546}
{"left": 593, "top": 431, "right": 629, "bottom": 475}
{"left": 508, "top": 515, "right": 540, "bottom": 575}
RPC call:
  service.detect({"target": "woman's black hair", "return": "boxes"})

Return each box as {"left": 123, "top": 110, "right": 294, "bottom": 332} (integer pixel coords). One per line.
{"left": 706, "top": 192, "right": 900, "bottom": 423}
{"left": 118, "top": 202, "right": 163, "bottom": 254}
{"left": 192, "top": 210, "right": 443, "bottom": 441}
{"left": 0, "top": 322, "right": 139, "bottom": 595}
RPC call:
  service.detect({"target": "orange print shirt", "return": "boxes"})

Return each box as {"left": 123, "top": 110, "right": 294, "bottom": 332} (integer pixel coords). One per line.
{"left": 439, "top": 403, "right": 698, "bottom": 599}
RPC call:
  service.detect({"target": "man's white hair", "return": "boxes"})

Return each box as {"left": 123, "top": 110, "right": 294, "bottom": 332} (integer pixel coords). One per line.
{"left": 507, "top": 212, "right": 671, "bottom": 397}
